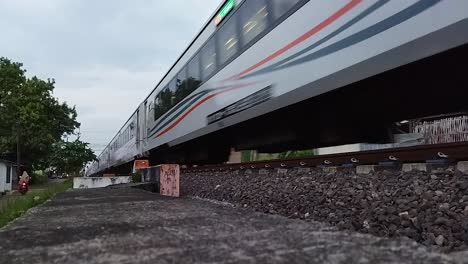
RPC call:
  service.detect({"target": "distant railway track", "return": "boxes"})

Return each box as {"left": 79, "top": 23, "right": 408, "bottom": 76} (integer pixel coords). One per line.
{"left": 183, "top": 142, "right": 468, "bottom": 173}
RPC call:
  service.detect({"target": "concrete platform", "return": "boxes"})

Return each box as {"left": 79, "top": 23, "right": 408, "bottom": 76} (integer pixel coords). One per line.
{"left": 73, "top": 176, "right": 132, "bottom": 189}
{"left": 0, "top": 187, "right": 465, "bottom": 264}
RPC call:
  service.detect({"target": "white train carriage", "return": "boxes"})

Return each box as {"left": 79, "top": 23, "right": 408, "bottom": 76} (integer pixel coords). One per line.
{"left": 86, "top": 0, "right": 468, "bottom": 176}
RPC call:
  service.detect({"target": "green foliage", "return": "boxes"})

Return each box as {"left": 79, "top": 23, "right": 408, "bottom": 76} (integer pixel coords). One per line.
{"left": 256, "top": 153, "right": 280, "bottom": 161}
{"left": 278, "top": 149, "right": 315, "bottom": 159}
{"left": 132, "top": 170, "right": 142, "bottom": 183}
{"left": 0, "top": 180, "right": 72, "bottom": 227}
{"left": 30, "top": 170, "right": 48, "bottom": 185}
{"left": 48, "top": 139, "right": 97, "bottom": 176}
{"left": 241, "top": 151, "right": 253, "bottom": 162}
{"left": 0, "top": 57, "right": 88, "bottom": 171}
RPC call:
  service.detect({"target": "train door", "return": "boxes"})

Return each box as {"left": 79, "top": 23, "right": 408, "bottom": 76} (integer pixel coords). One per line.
{"left": 136, "top": 109, "right": 140, "bottom": 149}
{"left": 143, "top": 101, "right": 148, "bottom": 146}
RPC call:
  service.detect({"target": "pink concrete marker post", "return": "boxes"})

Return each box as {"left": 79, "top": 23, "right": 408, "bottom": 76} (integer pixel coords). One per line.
{"left": 159, "top": 164, "right": 180, "bottom": 197}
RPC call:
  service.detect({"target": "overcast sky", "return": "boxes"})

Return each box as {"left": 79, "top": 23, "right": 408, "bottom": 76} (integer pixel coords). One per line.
{"left": 0, "top": 0, "right": 220, "bottom": 154}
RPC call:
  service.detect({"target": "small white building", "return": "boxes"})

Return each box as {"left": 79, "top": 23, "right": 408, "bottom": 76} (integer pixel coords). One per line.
{"left": 0, "top": 160, "right": 16, "bottom": 194}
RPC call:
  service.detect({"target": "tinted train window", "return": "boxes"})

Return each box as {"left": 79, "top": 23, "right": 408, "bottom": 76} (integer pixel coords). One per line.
{"left": 168, "top": 78, "right": 177, "bottom": 93}
{"left": 159, "top": 87, "right": 173, "bottom": 113}
{"left": 175, "top": 67, "right": 191, "bottom": 104}
{"left": 200, "top": 38, "right": 216, "bottom": 81}
{"left": 239, "top": 0, "right": 269, "bottom": 45}
{"left": 188, "top": 53, "right": 200, "bottom": 81}
{"left": 271, "top": 0, "right": 301, "bottom": 20}
{"left": 153, "top": 87, "right": 171, "bottom": 121}
{"left": 154, "top": 95, "right": 162, "bottom": 121}
{"left": 168, "top": 78, "right": 177, "bottom": 105}
{"left": 187, "top": 53, "right": 201, "bottom": 93}
{"left": 177, "top": 68, "right": 187, "bottom": 88}
{"left": 218, "top": 17, "right": 239, "bottom": 65}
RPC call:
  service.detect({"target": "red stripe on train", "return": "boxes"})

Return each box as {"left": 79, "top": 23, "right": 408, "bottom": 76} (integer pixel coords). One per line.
{"left": 224, "top": 0, "right": 362, "bottom": 81}
{"left": 155, "top": 83, "right": 254, "bottom": 138}
{"left": 155, "top": 0, "right": 362, "bottom": 137}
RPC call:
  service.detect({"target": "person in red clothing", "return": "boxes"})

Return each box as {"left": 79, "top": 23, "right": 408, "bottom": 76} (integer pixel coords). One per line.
{"left": 18, "top": 171, "right": 30, "bottom": 185}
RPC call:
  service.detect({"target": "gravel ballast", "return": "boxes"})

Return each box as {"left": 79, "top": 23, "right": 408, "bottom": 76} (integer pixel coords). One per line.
{"left": 181, "top": 167, "right": 468, "bottom": 253}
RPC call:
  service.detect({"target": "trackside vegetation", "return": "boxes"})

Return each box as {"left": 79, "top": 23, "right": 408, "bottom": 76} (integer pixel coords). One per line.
{"left": 0, "top": 57, "right": 96, "bottom": 176}
{"left": 0, "top": 180, "right": 72, "bottom": 228}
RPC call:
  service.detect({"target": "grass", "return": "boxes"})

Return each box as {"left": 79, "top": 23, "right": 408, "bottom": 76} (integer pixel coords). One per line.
{"left": 0, "top": 179, "right": 72, "bottom": 228}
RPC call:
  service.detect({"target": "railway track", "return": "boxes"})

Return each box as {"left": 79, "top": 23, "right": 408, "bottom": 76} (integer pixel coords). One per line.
{"left": 181, "top": 142, "right": 468, "bottom": 251}
{"left": 183, "top": 142, "right": 468, "bottom": 173}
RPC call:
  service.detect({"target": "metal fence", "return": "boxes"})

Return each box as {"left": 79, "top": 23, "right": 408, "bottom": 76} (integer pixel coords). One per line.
{"left": 412, "top": 115, "right": 468, "bottom": 144}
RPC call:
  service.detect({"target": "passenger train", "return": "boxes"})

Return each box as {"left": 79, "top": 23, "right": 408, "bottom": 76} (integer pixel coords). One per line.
{"left": 86, "top": 0, "right": 468, "bottom": 176}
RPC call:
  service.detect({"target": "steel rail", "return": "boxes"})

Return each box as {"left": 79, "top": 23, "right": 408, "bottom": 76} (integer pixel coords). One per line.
{"left": 183, "top": 142, "right": 468, "bottom": 172}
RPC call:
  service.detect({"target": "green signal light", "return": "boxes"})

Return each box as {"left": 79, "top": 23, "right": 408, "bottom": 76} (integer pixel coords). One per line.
{"left": 215, "top": 0, "right": 235, "bottom": 26}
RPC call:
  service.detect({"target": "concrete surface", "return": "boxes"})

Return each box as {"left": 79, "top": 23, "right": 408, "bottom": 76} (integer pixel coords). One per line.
{"left": 73, "top": 176, "right": 131, "bottom": 189}
{"left": 0, "top": 187, "right": 466, "bottom": 264}
{"left": 356, "top": 165, "right": 375, "bottom": 175}
{"left": 457, "top": 161, "right": 468, "bottom": 175}
{"left": 402, "top": 163, "right": 428, "bottom": 172}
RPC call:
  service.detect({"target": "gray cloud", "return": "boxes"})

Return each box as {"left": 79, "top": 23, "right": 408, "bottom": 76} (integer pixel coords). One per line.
{"left": 0, "top": 0, "right": 220, "bottom": 154}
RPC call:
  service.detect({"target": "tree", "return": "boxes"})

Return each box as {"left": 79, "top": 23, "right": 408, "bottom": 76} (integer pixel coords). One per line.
{"left": 0, "top": 58, "right": 25, "bottom": 135}
{"left": 0, "top": 57, "right": 81, "bottom": 170}
{"left": 48, "top": 139, "right": 97, "bottom": 176}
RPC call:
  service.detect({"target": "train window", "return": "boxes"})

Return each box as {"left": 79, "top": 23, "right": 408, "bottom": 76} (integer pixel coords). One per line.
{"left": 153, "top": 93, "right": 164, "bottom": 121}
{"left": 159, "top": 87, "right": 173, "bottom": 114}
{"left": 271, "top": 0, "right": 301, "bottom": 20}
{"left": 187, "top": 53, "right": 200, "bottom": 81}
{"left": 239, "top": 0, "right": 269, "bottom": 45}
{"left": 187, "top": 54, "right": 202, "bottom": 95}
{"left": 154, "top": 86, "right": 172, "bottom": 120}
{"left": 177, "top": 69, "right": 187, "bottom": 89}
{"left": 174, "top": 67, "right": 189, "bottom": 104}
{"left": 217, "top": 16, "right": 239, "bottom": 65}
{"left": 168, "top": 78, "right": 177, "bottom": 105}
{"left": 200, "top": 38, "right": 216, "bottom": 81}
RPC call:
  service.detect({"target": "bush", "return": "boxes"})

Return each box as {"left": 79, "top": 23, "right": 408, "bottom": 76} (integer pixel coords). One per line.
{"left": 30, "top": 171, "right": 48, "bottom": 185}
{"left": 132, "top": 171, "right": 142, "bottom": 183}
